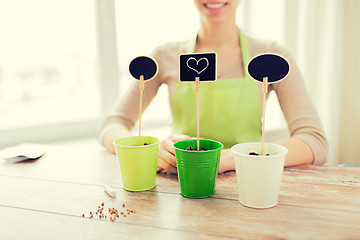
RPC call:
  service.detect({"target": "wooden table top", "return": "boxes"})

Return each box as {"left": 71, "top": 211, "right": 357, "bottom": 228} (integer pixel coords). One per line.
{"left": 0, "top": 138, "right": 359, "bottom": 240}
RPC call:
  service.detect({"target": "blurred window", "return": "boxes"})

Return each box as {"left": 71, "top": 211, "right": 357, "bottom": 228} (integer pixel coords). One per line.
{"left": 0, "top": 0, "right": 100, "bottom": 131}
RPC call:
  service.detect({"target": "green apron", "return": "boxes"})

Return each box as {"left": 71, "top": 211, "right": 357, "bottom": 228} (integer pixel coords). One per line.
{"left": 170, "top": 30, "right": 262, "bottom": 149}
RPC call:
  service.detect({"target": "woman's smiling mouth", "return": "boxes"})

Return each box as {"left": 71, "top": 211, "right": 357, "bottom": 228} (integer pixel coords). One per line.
{"left": 204, "top": 2, "right": 228, "bottom": 10}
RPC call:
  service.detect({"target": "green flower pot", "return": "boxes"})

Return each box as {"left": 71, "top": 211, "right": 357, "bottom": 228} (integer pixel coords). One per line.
{"left": 113, "top": 136, "right": 159, "bottom": 191}
{"left": 174, "top": 139, "right": 223, "bottom": 198}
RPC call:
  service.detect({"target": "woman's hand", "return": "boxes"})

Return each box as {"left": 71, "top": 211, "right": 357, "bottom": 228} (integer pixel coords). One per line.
{"left": 157, "top": 135, "right": 236, "bottom": 174}
{"left": 157, "top": 134, "right": 191, "bottom": 174}
{"left": 218, "top": 149, "right": 235, "bottom": 173}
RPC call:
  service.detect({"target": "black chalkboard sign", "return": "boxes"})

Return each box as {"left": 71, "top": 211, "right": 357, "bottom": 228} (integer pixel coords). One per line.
{"left": 129, "top": 56, "right": 159, "bottom": 81}
{"left": 180, "top": 53, "right": 217, "bottom": 81}
{"left": 247, "top": 53, "right": 290, "bottom": 83}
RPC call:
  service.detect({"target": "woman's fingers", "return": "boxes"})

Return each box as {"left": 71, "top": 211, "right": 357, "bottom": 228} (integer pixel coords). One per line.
{"left": 170, "top": 134, "right": 192, "bottom": 142}
{"left": 161, "top": 134, "right": 190, "bottom": 155}
{"left": 158, "top": 144, "right": 177, "bottom": 167}
{"left": 157, "top": 157, "right": 177, "bottom": 174}
{"left": 157, "top": 134, "right": 191, "bottom": 174}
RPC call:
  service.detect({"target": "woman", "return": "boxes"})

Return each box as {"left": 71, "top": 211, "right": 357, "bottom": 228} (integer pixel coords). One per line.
{"left": 98, "top": 0, "right": 328, "bottom": 174}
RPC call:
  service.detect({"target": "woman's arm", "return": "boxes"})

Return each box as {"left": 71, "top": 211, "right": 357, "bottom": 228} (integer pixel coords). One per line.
{"left": 275, "top": 137, "right": 314, "bottom": 166}
{"left": 98, "top": 67, "right": 164, "bottom": 153}
{"left": 98, "top": 123, "right": 131, "bottom": 154}
{"left": 247, "top": 37, "right": 328, "bottom": 166}
{"left": 217, "top": 137, "right": 313, "bottom": 174}
{"left": 97, "top": 44, "right": 171, "bottom": 153}
{"left": 269, "top": 44, "right": 328, "bottom": 165}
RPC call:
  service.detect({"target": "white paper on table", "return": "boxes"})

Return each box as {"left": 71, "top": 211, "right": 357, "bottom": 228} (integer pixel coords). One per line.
{"left": 0, "top": 143, "right": 47, "bottom": 163}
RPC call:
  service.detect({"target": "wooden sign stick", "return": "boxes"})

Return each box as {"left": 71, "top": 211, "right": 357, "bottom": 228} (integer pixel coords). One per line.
{"left": 195, "top": 76, "right": 200, "bottom": 151}
{"left": 247, "top": 53, "right": 290, "bottom": 155}
{"left": 138, "top": 75, "right": 145, "bottom": 146}
{"left": 261, "top": 77, "right": 268, "bottom": 155}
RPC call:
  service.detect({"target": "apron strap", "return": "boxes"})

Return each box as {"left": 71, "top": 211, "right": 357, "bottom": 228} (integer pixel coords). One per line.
{"left": 239, "top": 29, "right": 252, "bottom": 80}
{"left": 187, "top": 29, "right": 251, "bottom": 79}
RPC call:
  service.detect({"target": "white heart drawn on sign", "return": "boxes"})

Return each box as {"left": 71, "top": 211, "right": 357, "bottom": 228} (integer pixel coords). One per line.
{"left": 186, "top": 57, "right": 209, "bottom": 75}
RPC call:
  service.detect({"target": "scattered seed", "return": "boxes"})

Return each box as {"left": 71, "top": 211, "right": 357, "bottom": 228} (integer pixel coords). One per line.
{"left": 83, "top": 202, "right": 135, "bottom": 222}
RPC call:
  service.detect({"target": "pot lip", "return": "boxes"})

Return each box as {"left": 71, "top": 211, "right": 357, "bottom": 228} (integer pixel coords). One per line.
{"left": 174, "top": 138, "right": 223, "bottom": 153}
{"left": 230, "top": 142, "right": 288, "bottom": 158}
{"left": 113, "top": 136, "right": 159, "bottom": 148}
